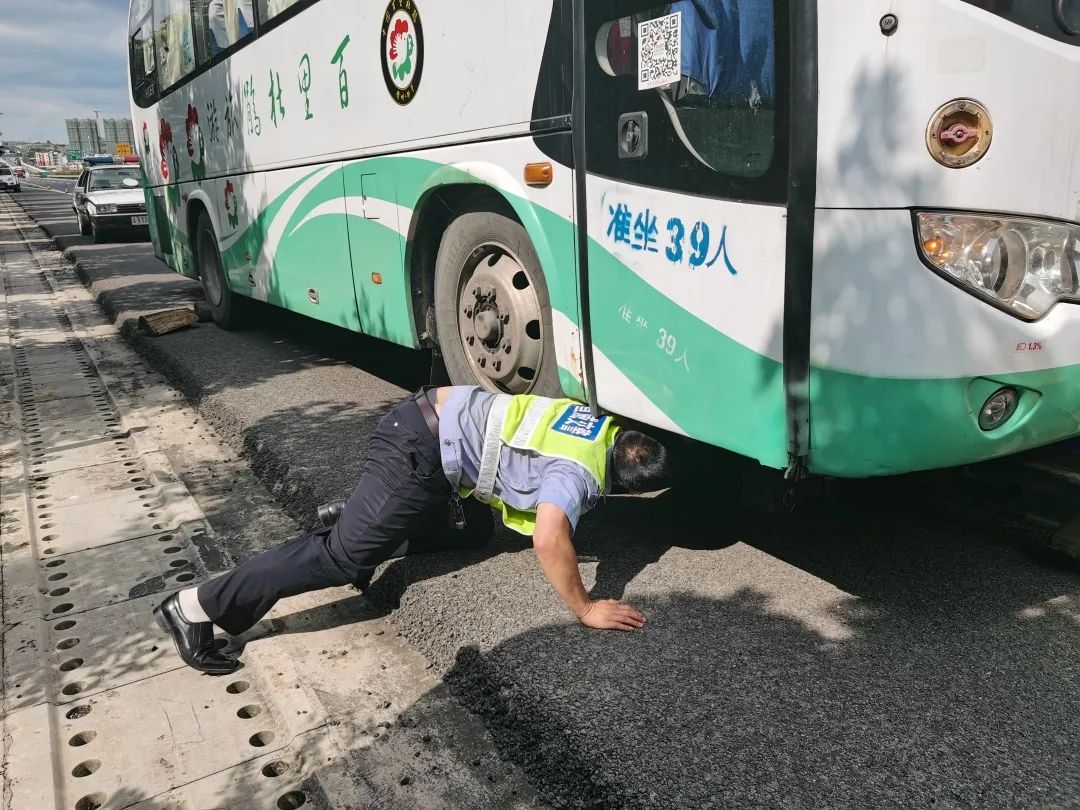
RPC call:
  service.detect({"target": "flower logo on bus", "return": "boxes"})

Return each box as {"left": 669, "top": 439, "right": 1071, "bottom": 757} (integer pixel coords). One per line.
{"left": 186, "top": 104, "right": 206, "bottom": 181}
{"left": 380, "top": 0, "right": 424, "bottom": 105}
{"left": 141, "top": 122, "right": 151, "bottom": 165}
{"left": 158, "top": 119, "right": 174, "bottom": 182}
{"left": 224, "top": 180, "right": 239, "bottom": 229}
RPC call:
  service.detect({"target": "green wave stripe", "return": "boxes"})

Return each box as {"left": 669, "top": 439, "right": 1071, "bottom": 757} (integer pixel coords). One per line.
{"left": 811, "top": 362, "right": 1080, "bottom": 477}
{"left": 168, "top": 153, "right": 1080, "bottom": 476}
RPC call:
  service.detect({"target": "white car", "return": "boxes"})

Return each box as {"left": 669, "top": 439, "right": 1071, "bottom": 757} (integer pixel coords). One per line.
{"left": 72, "top": 165, "right": 149, "bottom": 243}
{"left": 0, "top": 166, "right": 21, "bottom": 193}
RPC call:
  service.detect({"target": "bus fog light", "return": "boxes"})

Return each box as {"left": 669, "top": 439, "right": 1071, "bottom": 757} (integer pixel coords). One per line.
{"left": 978, "top": 388, "right": 1019, "bottom": 431}
{"left": 916, "top": 212, "right": 1080, "bottom": 319}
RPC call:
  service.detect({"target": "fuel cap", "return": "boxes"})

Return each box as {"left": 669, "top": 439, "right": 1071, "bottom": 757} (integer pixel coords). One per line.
{"left": 925, "top": 98, "right": 993, "bottom": 169}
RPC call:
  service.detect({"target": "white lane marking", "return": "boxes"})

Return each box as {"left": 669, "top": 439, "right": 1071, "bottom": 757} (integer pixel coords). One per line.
{"left": 22, "top": 183, "right": 70, "bottom": 195}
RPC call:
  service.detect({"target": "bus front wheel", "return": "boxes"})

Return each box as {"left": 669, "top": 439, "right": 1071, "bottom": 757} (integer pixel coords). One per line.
{"left": 194, "top": 212, "right": 247, "bottom": 330}
{"left": 434, "top": 210, "right": 561, "bottom": 397}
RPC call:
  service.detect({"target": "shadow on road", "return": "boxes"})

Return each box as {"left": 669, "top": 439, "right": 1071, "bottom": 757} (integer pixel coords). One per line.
{"left": 370, "top": 481, "right": 1080, "bottom": 808}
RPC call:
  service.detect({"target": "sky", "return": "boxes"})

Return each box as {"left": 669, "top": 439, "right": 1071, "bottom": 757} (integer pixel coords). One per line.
{"left": 0, "top": 0, "right": 132, "bottom": 143}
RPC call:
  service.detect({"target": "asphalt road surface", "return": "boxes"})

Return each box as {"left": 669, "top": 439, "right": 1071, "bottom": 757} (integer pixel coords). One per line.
{"left": 10, "top": 187, "right": 1080, "bottom": 808}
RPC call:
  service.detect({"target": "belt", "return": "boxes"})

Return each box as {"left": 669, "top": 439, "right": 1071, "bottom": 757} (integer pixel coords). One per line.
{"left": 412, "top": 388, "right": 439, "bottom": 438}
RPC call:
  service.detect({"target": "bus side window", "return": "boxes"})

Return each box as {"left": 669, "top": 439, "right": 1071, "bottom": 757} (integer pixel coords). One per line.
{"left": 193, "top": 0, "right": 255, "bottom": 64}
{"left": 586, "top": 0, "right": 786, "bottom": 203}
{"left": 153, "top": 0, "right": 198, "bottom": 90}
{"left": 597, "top": 3, "right": 776, "bottom": 177}
{"left": 129, "top": 0, "right": 157, "bottom": 106}
{"left": 257, "top": 0, "right": 307, "bottom": 25}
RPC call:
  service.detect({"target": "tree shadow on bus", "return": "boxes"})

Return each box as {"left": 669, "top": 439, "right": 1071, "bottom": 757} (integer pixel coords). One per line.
{"left": 746, "top": 62, "right": 960, "bottom": 482}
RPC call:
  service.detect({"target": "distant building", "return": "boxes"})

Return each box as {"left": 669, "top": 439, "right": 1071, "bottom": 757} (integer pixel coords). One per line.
{"left": 34, "top": 151, "right": 64, "bottom": 168}
{"left": 101, "top": 118, "right": 136, "bottom": 155}
{"left": 65, "top": 119, "right": 102, "bottom": 155}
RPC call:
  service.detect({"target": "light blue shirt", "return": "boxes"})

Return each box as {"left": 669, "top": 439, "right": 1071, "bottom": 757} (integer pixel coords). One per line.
{"left": 437, "top": 387, "right": 600, "bottom": 533}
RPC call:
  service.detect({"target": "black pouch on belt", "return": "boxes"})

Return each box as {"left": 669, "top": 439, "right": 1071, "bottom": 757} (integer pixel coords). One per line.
{"left": 448, "top": 492, "right": 467, "bottom": 531}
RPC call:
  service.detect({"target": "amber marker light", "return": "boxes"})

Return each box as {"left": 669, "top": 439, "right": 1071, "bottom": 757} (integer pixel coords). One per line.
{"left": 923, "top": 237, "right": 943, "bottom": 257}
{"left": 371, "top": 273, "right": 383, "bottom": 285}
{"left": 524, "top": 162, "right": 553, "bottom": 188}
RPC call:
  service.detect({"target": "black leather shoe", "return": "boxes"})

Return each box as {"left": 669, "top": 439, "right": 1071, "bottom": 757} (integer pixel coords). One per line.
{"left": 153, "top": 593, "right": 239, "bottom": 675}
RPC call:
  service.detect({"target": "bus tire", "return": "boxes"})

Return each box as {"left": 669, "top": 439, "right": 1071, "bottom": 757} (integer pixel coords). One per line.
{"left": 434, "top": 210, "right": 562, "bottom": 397}
{"left": 194, "top": 211, "right": 247, "bottom": 330}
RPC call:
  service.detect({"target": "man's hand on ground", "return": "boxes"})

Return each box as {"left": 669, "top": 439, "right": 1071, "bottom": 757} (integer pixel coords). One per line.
{"left": 577, "top": 599, "right": 646, "bottom": 632}
{"left": 531, "top": 504, "right": 646, "bottom": 632}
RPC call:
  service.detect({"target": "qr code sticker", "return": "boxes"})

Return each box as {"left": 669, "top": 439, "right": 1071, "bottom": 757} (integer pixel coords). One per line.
{"left": 638, "top": 11, "right": 682, "bottom": 91}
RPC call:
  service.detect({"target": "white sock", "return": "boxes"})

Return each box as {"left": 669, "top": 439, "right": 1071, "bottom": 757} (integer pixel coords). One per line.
{"left": 177, "top": 586, "right": 212, "bottom": 624}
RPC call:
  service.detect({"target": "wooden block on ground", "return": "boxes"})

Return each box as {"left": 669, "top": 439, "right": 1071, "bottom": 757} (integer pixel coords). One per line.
{"left": 138, "top": 308, "right": 198, "bottom": 336}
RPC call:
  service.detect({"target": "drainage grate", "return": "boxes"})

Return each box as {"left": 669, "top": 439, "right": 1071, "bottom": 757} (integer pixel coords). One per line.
{"left": 27, "top": 521, "right": 213, "bottom": 616}
{"left": 1, "top": 199, "right": 319, "bottom": 809}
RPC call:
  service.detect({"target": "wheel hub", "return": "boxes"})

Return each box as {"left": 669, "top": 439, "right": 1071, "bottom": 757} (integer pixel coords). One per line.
{"left": 473, "top": 306, "right": 500, "bottom": 344}
{"left": 456, "top": 245, "right": 544, "bottom": 395}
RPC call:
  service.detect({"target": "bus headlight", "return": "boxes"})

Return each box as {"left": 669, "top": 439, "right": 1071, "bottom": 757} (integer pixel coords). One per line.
{"left": 916, "top": 212, "right": 1080, "bottom": 319}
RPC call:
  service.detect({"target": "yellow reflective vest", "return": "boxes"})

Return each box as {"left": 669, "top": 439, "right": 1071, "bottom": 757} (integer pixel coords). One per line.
{"left": 461, "top": 396, "right": 619, "bottom": 535}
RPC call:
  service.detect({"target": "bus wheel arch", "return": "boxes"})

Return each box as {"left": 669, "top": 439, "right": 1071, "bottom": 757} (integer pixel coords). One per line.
{"left": 185, "top": 199, "right": 210, "bottom": 259}
{"left": 422, "top": 189, "right": 561, "bottom": 397}
{"left": 409, "top": 185, "right": 512, "bottom": 346}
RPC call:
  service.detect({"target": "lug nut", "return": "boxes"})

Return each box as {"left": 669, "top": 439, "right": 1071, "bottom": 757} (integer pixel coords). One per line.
{"left": 494, "top": 361, "right": 502, "bottom": 372}
{"left": 466, "top": 336, "right": 474, "bottom": 345}
{"left": 478, "top": 357, "right": 487, "bottom": 368}
{"left": 500, "top": 314, "right": 510, "bottom": 324}
{"left": 465, "top": 308, "right": 473, "bottom": 318}
{"left": 504, "top": 344, "right": 512, "bottom": 354}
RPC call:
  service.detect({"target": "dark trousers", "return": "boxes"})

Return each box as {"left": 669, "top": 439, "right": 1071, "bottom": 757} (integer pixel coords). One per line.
{"left": 197, "top": 393, "right": 494, "bottom": 636}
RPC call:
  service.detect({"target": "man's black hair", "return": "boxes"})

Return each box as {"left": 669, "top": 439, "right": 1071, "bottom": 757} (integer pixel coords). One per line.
{"left": 610, "top": 430, "right": 672, "bottom": 494}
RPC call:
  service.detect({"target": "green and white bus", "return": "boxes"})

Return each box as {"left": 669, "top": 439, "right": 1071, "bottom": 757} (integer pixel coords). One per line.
{"left": 129, "top": 0, "right": 1080, "bottom": 478}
